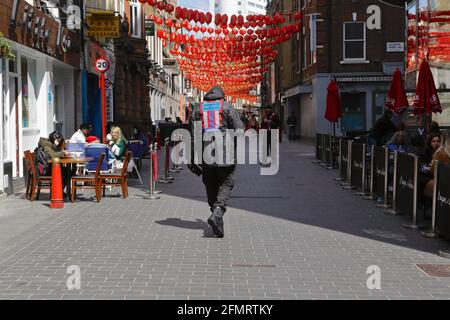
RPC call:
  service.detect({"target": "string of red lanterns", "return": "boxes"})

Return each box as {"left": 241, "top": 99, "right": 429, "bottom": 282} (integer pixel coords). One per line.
{"left": 141, "top": 0, "right": 302, "bottom": 100}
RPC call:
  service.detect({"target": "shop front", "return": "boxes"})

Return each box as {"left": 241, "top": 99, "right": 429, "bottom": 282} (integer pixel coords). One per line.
{"left": 0, "top": 0, "right": 80, "bottom": 193}
{"left": 406, "top": 0, "right": 450, "bottom": 127}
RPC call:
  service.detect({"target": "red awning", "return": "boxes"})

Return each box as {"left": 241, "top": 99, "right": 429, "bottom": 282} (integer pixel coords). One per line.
{"left": 385, "top": 68, "right": 409, "bottom": 115}
{"left": 324, "top": 80, "right": 342, "bottom": 123}
{"left": 413, "top": 60, "right": 442, "bottom": 116}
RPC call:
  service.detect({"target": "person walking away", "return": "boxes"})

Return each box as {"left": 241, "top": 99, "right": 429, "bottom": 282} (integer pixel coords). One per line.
{"left": 287, "top": 112, "right": 297, "bottom": 141}
{"left": 191, "top": 86, "right": 244, "bottom": 238}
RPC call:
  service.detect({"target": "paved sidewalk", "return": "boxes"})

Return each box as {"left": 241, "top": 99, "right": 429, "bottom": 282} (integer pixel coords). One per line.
{"left": 0, "top": 140, "right": 449, "bottom": 300}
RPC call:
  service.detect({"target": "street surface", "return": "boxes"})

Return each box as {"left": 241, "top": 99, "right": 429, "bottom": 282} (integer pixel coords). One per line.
{"left": 0, "top": 140, "right": 449, "bottom": 300}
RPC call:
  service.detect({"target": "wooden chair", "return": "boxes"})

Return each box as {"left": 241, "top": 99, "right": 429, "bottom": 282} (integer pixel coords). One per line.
{"left": 71, "top": 153, "right": 105, "bottom": 203}
{"left": 100, "top": 151, "right": 131, "bottom": 198}
{"left": 24, "top": 150, "right": 52, "bottom": 201}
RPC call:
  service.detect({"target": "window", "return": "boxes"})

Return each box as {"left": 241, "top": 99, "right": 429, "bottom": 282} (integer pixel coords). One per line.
{"left": 21, "top": 57, "right": 37, "bottom": 129}
{"left": 130, "top": 0, "right": 141, "bottom": 38}
{"left": 343, "top": 22, "right": 366, "bottom": 61}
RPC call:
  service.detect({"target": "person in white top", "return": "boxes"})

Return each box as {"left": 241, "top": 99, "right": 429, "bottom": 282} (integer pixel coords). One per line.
{"left": 70, "top": 124, "right": 93, "bottom": 143}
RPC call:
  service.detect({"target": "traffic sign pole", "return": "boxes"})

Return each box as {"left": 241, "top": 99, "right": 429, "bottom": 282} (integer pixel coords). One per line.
{"left": 95, "top": 57, "right": 110, "bottom": 142}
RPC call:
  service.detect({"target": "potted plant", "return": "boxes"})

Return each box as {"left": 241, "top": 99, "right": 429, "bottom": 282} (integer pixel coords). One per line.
{"left": 0, "top": 32, "right": 16, "bottom": 61}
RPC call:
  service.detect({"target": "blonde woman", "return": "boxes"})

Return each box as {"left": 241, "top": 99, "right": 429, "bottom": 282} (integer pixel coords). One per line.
{"left": 424, "top": 130, "right": 450, "bottom": 198}
{"left": 109, "top": 126, "right": 127, "bottom": 160}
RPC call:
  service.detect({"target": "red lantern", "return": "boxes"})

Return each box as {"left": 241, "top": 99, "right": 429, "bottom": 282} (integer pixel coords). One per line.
{"left": 294, "top": 12, "right": 302, "bottom": 20}
{"left": 155, "top": 17, "right": 163, "bottom": 25}
{"left": 239, "top": 29, "right": 246, "bottom": 36}
{"left": 246, "top": 15, "right": 253, "bottom": 22}
{"left": 148, "top": 0, "right": 157, "bottom": 5}
{"left": 165, "top": 4, "right": 174, "bottom": 13}
{"left": 175, "top": 7, "right": 182, "bottom": 19}
{"left": 215, "top": 13, "right": 222, "bottom": 25}
{"left": 156, "top": 1, "right": 165, "bottom": 10}
{"left": 231, "top": 29, "right": 238, "bottom": 35}
{"left": 193, "top": 10, "right": 200, "bottom": 23}
{"left": 193, "top": 25, "right": 199, "bottom": 33}
{"left": 199, "top": 12, "right": 206, "bottom": 24}
{"left": 165, "top": 19, "right": 173, "bottom": 27}
{"left": 201, "top": 26, "right": 207, "bottom": 33}
{"left": 138, "top": 0, "right": 147, "bottom": 4}
{"left": 187, "top": 9, "right": 193, "bottom": 21}
{"left": 182, "top": 8, "right": 188, "bottom": 20}
{"left": 215, "top": 28, "right": 222, "bottom": 35}
{"left": 237, "top": 15, "right": 244, "bottom": 26}
{"left": 207, "top": 27, "right": 214, "bottom": 34}
{"left": 230, "top": 15, "right": 237, "bottom": 26}
{"left": 206, "top": 12, "right": 213, "bottom": 24}
{"left": 221, "top": 14, "right": 228, "bottom": 26}
{"left": 247, "top": 29, "right": 254, "bottom": 35}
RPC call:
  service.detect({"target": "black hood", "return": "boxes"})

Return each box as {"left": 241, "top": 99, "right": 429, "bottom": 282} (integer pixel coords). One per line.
{"left": 204, "top": 86, "right": 225, "bottom": 101}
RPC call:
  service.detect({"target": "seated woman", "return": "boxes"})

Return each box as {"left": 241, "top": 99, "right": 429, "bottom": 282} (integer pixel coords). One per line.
{"left": 418, "top": 133, "right": 441, "bottom": 206}
{"left": 420, "top": 133, "right": 441, "bottom": 169}
{"left": 36, "top": 131, "right": 70, "bottom": 192}
{"left": 108, "top": 126, "right": 127, "bottom": 160}
{"left": 386, "top": 131, "right": 416, "bottom": 154}
{"left": 424, "top": 130, "right": 450, "bottom": 199}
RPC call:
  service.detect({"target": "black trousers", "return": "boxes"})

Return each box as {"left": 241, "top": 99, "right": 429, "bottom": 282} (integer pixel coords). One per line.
{"left": 202, "top": 165, "right": 236, "bottom": 210}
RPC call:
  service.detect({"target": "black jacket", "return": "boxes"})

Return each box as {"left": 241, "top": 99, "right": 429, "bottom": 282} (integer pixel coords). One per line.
{"left": 191, "top": 86, "right": 244, "bottom": 167}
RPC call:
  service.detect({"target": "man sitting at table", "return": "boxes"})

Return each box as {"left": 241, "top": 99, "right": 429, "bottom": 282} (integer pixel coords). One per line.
{"left": 70, "top": 123, "right": 93, "bottom": 143}
{"left": 85, "top": 136, "right": 116, "bottom": 166}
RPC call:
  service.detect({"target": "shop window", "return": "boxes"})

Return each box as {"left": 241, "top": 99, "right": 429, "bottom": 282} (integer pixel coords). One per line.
{"left": 21, "top": 57, "right": 37, "bottom": 129}
{"left": 341, "top": 92, "right": 367, "bottom": 132}
{"left": 373, "top": 92, "right": 387, "bottom": 126}
{"left": 343, "top": 22, "right": 366, "bottom": 61}
{"left": 433, "top": 92, "right": 450, "bottom": 127}
{"left": 130, "top": 0, "right": 142, "bottom": 38}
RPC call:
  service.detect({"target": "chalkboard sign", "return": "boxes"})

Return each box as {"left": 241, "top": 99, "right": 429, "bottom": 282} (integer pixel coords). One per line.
{"left": 437, "top": 164, "right": 450, "bottom": 240}
{"left": 395, "top": 153, "right": 417, "bottom": 217}
{"left": 374, "top": 147, "right": 387, "bottom": 198}
{"left": 351, "top": 143, "right": 365, "bottom": 190}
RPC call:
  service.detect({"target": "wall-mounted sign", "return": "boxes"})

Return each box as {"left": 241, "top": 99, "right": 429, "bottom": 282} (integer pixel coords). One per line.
{"left": 145, "top": 20, "right": 155, "bottom": 36}
{"left": 95, "top": 57, "right": 110, "bottom": 73}
{"left": 86, "top": 13, "right": 120, "bottom": 38}
{"left": 387, "top": 42, "right": 405, "bottom": 52}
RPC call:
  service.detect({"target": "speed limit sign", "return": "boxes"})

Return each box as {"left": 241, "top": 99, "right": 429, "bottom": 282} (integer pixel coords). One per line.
{"left": 95, "top": 57, "right": 110, "bottom": 73}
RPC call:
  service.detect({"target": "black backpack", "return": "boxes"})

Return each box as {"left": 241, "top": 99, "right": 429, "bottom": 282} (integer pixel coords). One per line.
{"left": 34, "top": 147, "right": 50, "bottom": 176}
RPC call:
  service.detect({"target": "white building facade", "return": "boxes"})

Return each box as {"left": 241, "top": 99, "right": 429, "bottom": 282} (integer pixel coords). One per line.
{"left": 215, "top": 0, "right": 267, "bottom": 16}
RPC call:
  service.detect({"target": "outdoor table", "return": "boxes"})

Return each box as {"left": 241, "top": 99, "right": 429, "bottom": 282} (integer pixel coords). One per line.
{"left": 48, "top": 157, "right": 94, "bottom": 201}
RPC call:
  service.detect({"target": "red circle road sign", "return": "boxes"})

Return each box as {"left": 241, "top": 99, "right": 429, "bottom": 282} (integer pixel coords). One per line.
{"left": 95, "top": 57, "right": 110, "bottom": 73}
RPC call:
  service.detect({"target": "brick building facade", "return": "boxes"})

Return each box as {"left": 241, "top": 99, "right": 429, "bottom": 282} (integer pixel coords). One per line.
{"left": 266, "top": 0, "right": 406, "bottom": 138}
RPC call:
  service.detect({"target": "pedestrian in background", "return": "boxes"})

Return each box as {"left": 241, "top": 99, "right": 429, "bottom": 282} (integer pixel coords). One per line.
{"left": 287, "top": 112, "right": 297, "bottom": 141}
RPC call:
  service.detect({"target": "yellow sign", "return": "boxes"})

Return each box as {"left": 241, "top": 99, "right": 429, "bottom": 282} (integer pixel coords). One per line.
{"left": 86, "top": 13, "right": 120, "bottom": 38}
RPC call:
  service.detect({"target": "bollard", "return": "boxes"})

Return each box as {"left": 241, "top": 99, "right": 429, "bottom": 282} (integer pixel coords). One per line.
{"left": 50, "top": 158, "right": 64, "bottom": 209}
{"left": 384, "top": 151, "right": 402, "bottom": 215}
{"left": 158, "top": 138, "right": 173, "bottom": 184}
{"left": 170, "top": 135, "right": 182, "bottom": 173}
{"left": 403, "top": 155, "right": 426, "bottom": 229}
{"left": 144, "top": 144, "right": 160, "bottom": 200}
{"left": 320, "top": 135, "right": 327, "bottom": 167}
{"left": 422, "top": 161, "right": 441, "bottom": 238}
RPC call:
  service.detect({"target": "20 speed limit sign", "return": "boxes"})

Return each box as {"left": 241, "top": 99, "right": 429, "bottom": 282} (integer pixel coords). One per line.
{"left": 95, "top": 58, "right": 110, "bottom": 73}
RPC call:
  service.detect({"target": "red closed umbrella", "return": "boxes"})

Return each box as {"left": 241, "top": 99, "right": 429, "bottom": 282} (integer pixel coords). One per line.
{"left": 324, "top": 80, "right": 342, "bottom": 123}
{"left": 413, "top": 60, "right": 442, "bottom": 116}
{"left": 385, "top": 68, "right": 409, "bottom": 115}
